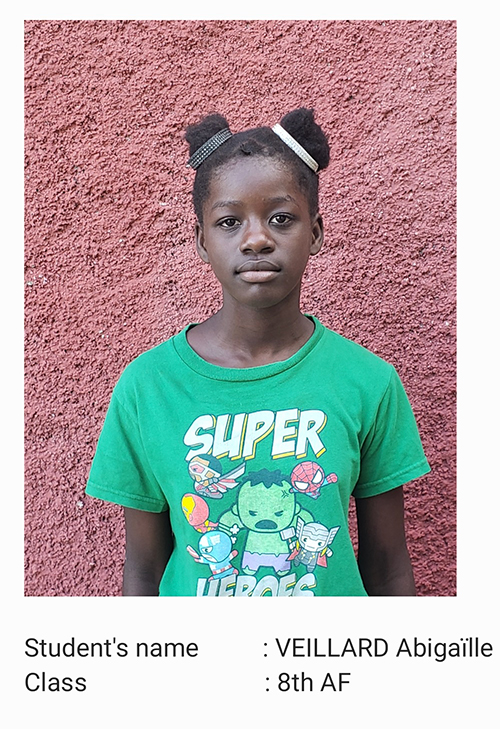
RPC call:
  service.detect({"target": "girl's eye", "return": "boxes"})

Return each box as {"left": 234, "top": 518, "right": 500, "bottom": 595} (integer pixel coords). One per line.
{"left": 271, "top": 213, "right": 293, "bottom": 225}
{"left": 219, "top": 218, "right": 239, "bottom": 228}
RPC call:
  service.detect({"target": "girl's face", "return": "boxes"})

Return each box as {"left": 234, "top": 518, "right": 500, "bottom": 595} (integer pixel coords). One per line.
{"left": 195, "top": 157, "right": 323, "bottom": 312}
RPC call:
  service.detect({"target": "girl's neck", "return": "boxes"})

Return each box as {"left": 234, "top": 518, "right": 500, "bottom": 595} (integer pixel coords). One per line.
{"left": 186, "top": 301, "right": 314, "bottom": 368}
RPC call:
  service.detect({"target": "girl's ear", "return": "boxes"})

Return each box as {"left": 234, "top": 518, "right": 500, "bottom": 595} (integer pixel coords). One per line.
{"left": 310, "top": 214, "right": 324, "bottom": 256}
{"left": 195, "top": 223, "right": 210, "bottom": 263}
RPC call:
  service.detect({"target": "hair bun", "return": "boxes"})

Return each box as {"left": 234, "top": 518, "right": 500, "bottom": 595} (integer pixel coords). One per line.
{"left": 279, "top": 108, "right": 330, "bottom": 171}
{"left": 185, "top": 114, "right": 231, "bottom": 157}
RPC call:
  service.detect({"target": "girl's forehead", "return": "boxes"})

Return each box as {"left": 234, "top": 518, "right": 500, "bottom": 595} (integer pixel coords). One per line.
{"left": 208, "top": 156, "right": 305, "bottom": 202}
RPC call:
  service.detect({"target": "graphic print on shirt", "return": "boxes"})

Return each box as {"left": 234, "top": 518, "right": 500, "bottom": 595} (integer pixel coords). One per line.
{"left": 289, "top": 460, "right": 338, "bottom": 499}
{"left": 187, "top": 454, "right": 246, "bottom": 499}
{"left": 286, "top": 517, "right": 340, "bottom": 572}
{"left": 181, "top": 407, "right": 341, "bottom": 596}
{"left": 186, "top": 530, "right": 239, "bottom": 581}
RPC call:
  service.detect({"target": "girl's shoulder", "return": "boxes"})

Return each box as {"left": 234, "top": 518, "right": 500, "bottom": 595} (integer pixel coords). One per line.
{"left": 113, "top": 328, "right": 187, "bottom": 392}
{"left": 318, "top": 321, "right": 394, "bottom": 377}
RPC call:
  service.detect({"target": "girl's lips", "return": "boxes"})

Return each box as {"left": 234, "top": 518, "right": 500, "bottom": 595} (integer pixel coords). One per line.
{"left": 236, "top": 259, "right": 281, "bottom": 273}
{"left": 236, "top": 259, "right": 281, "bottom": 282}
{"left": 238, "top": 269, "right": 280, "bottom": 283}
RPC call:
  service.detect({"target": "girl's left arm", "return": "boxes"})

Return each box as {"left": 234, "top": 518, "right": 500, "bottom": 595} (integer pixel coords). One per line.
{"left": 355, "top": 486, "right": 416, "bottom": 596}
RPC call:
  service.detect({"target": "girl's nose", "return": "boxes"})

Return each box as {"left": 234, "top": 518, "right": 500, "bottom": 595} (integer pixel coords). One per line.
{"left": 240, "top": 219, "right": 275, "bottom": 254}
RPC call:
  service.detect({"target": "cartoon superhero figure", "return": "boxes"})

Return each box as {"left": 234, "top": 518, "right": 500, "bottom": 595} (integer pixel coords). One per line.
{"left": 289, "top": 461, "right": 337, "bottom": 499}
{"left": 186, "top": 530, "right": 239, "bottom": 581}
{"left": 188, "top": 455, "right": 246, "bottom": 499}
{"left": 287, "top": 517, "right": 340, "bottom": 572}
{"left": 181, "top": 493, "right": 218, "bottom": 533}
{"left": 218, "top": 469, "right": 313, "bottom": 577}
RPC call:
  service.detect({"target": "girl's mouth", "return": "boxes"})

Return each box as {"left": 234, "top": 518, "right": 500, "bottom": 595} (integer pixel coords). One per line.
{"left": 236, "top": 260, "right": 280, "bottom": 282}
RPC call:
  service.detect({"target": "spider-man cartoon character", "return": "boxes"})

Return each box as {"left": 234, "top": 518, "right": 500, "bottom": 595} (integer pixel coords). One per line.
{"left": 289, "top": 461, "right": 337, "bottom": 499}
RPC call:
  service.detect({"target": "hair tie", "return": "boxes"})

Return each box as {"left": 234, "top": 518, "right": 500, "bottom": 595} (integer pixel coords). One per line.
{"left": 272, "top": 123, "right": 319, "bottom": 172}
{"left": 187, "top": 128, "right": 233, "bottom": 169}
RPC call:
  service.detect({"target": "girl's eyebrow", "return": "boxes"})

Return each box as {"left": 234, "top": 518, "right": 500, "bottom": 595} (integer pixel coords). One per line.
{"left": 268, "top": 195, "right": 298, "bottom": 205}
{"left": 211, "top": 199, "right": 242, "bottom": 210}
{"left": 211, "top": 195, "right": 298, "bottom": 211}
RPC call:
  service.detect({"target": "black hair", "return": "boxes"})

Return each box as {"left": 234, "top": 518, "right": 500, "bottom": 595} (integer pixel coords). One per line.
{"left": 246, "top": 469, "right": 288, "bottom": 489}
{"left": 185, "top": 108, "right": 330, "bottom": 224}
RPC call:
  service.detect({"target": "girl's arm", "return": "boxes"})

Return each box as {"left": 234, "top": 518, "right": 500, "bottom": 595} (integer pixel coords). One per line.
{"left": 355, "top": 486, "right": 416, "bottom": 596}
{"left": 122, "top": 508, "right": 174, "bottom": 596}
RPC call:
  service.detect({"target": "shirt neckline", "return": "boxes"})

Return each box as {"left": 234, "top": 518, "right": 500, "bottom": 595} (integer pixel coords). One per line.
{"left": 172, "top": 315, "right": 325, "bottom": 382}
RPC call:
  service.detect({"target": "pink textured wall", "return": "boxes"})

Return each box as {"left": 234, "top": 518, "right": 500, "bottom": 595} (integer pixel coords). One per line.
{"left": 24, "top": 19, "right": 456, "bottom": 596}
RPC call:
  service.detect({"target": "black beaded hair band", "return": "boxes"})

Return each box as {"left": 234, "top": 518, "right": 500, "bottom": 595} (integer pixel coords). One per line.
{"left": 186, "top": 128, "right": 233, "bottom": 169}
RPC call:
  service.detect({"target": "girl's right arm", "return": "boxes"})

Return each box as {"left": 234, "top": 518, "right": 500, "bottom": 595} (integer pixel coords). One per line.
{"left": 122, "top": 508, "right": 173, "bottom": 596}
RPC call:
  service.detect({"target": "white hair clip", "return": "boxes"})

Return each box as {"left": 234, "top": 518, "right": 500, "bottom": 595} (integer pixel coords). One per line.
{"left": 272, "top": 123, "right": 319, "bottom": 172}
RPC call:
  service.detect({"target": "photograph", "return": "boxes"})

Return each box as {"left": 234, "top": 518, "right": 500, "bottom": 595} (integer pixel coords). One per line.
{"left": 24, "top": 19, "right": 456, "bottom": 599}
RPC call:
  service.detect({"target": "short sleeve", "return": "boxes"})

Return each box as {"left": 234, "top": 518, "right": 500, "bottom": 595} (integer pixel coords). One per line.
{"left": 353, "top": 366, "right": 430, "bottom": 498}
{"left": 86, "top": 385, "right": 168, "bottom": 513}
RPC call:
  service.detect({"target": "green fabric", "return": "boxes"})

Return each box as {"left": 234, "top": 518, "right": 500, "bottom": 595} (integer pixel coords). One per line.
{"left": 86, "top": 317, "right": 430, "bottom": 596}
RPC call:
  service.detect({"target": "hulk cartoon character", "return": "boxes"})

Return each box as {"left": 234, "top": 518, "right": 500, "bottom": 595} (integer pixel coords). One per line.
{"left": 218, "top": 469, "right": 312, "bottom": 577}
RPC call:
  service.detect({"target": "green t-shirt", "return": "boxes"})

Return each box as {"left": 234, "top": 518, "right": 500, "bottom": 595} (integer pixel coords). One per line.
{"left": 86, "top": 317, "right": 430, "bottom": 596}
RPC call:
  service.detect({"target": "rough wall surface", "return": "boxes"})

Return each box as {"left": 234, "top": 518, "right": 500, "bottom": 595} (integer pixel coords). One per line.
{"left": 24, "top": 19, "right": 456, "bottom": 596}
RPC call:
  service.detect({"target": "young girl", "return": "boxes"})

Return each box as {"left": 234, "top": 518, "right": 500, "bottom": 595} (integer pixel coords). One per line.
{"left": 86, "top": 108, "right": 430, "bottom": 597}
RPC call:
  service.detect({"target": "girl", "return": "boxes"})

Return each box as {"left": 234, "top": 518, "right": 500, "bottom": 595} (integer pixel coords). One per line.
{"left": 86, "top": 108, "right": 430, "bottom": 597}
